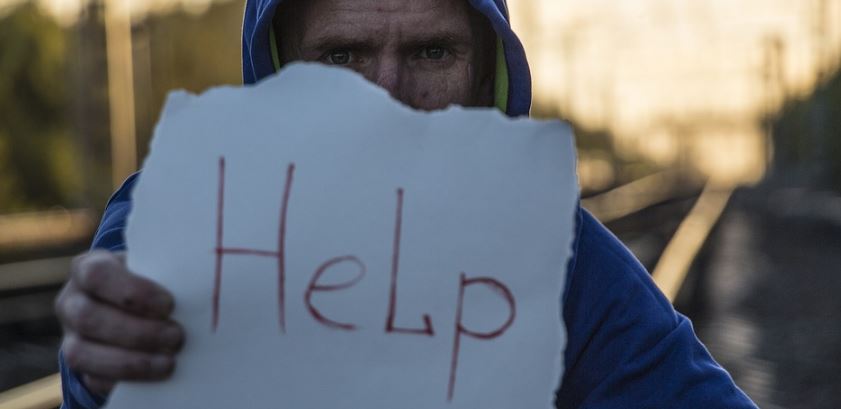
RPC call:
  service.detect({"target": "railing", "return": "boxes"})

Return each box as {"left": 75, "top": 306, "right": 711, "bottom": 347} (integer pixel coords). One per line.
{"left": 582, "top": 170, "right": 683, "bottom": 224}
{"left": 0, "top": 210, "right": 93, "bottom": 409}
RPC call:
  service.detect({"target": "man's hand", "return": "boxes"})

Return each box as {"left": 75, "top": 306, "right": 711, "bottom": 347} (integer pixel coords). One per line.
{"left": 55, "top": 250, "right": 185, "bottom": 396}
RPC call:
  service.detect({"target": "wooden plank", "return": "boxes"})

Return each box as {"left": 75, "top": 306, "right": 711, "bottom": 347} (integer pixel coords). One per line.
{"left": 0, "top": 257, "right": 72, "bottom": 292}
{"left": 0, "top": 210, "right": 95, "bottom": 250}
{"left": 0, "top": 374, "right": 61, "bottom": 409}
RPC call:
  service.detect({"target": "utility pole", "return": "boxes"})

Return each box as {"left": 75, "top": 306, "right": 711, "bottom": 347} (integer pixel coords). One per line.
{"left": 72, "top": 0, "right": 110, "bottom": 207}
{"left": 561, "top": 31, "right": 579, "bottom": 118}
{"left": 812, "top": 0, "right": 829, "bottom": 83}
{"left": 761, "top": 35, "right": 785, "bottom": 172}
{"left": 810, "top": 0, "right": 829, "bottom": 183}
{"left": 104, "top": 0, "right": 137, "bottom": 188}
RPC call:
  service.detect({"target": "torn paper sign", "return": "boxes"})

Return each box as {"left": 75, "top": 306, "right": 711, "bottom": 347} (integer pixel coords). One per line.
{"left": 108, "top": 63, "right": 578, "bottom": 409}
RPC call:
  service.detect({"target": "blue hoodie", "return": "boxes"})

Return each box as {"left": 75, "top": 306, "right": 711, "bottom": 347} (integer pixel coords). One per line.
{"left": 60, "top": 0, "right": 757, "bottom": 408}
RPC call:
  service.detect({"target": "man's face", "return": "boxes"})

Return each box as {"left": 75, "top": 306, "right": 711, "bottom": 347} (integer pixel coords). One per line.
{"left": 276, "top": 0, "right": 496, "bottom": 111}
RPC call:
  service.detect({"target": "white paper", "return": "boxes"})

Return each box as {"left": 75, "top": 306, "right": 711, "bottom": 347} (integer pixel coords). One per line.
{"left": 107, "top": 63, "right": 578, "bottom": 409}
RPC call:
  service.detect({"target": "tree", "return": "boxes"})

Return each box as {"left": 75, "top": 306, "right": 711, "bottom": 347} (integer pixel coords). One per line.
{"left": 0, "top": 3, "right": 82, "bottom": 212}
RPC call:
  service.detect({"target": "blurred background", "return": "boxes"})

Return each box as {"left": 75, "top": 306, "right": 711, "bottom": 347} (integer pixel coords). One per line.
{"left": 0, "top": 0, "right": 839, "bottom": 408}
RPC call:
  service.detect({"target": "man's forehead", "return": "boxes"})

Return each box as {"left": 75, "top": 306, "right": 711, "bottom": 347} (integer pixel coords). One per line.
{"left": 288, "top": 0, "right": 479, "bottom": 44}
{"left": 287, "top": 0, "right": 476, "bottom": 31}
{"left": 293, "top": 0, "right": 467, "bottom": 15}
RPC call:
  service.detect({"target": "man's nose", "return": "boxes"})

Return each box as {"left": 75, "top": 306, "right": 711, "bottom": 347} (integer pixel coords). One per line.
{"left": 371, "top": 56, "right": 402, "bottom": 101}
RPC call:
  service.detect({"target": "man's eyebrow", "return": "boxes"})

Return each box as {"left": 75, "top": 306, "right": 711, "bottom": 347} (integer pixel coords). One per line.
{"left": 402, "top": 33, "right": 469, "bottom": 49}
{"left": 303, "top": 33, "right": 375, "bottom": 52}
{"left": 302, "top": 30, "right": 472, "bottom": 52}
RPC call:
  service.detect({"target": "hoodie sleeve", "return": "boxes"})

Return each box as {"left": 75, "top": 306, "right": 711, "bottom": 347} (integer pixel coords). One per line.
{"left": 59, "top": 175, "right": 137, "bottom": 409}
{"left": 556, "top": 209, "right": 757, "bottom": 408}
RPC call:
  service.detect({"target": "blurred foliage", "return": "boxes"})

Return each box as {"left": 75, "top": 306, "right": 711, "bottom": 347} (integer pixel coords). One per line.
{"left": 771, "top": 65, "right": 841, "bottom": 190}
{"left": 0, "top": 0, "right": 243, "bottom": 214}
{"left": 0, "top": 3, "right": 83, "bottom": 212}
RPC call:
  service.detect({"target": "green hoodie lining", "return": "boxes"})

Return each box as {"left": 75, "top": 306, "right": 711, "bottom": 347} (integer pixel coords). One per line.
{"left": 270, "top": 26, "right": 282, "bottom": 68}
{"left": 493, "top": 37, "right": 509, "bottom": 113}
{"left": 269, "top": 26, "right": 509, "bottom": 113}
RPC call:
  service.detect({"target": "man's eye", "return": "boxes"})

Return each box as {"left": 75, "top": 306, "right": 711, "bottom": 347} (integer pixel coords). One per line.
{"left": 325, "top": 50, "right": 352, "bottom": 65}
{"left": 419, "top": 46, "right": 448, "bottom": 60}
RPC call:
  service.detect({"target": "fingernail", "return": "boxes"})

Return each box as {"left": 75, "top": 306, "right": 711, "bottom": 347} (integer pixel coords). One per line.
{"left": 160, "top": 325, "right": 183, "bottom": 350}
{"left": 152, "top": 293, "right": 174, "bottom": 315}
{"left": 152, "top": 355, "right": 174, "bottom": 374}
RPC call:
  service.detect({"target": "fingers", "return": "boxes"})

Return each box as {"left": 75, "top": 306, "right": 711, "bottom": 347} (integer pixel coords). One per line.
{"left": 57, "top": 250, "right": 185, "bottom": 396}
{"left": 70, "top": 251, "right": 174, "bottom": 319}
{"left": 56, "top": 290, "right": 184, "bottom": 353}
{"left": 62, "top": 334, "right": 175, "bottom": 381}
{"left": 81, "top": 375, "right": 115, "bottom": 396}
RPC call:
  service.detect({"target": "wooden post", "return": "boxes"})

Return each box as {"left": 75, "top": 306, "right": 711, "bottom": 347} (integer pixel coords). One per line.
{"left": 104, "top": 0, "right": 137, "bottom": 188}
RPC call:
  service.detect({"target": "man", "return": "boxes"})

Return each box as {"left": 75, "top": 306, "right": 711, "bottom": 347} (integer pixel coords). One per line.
{"left": 55, "top": 0, "right": 758, "bottom": 407}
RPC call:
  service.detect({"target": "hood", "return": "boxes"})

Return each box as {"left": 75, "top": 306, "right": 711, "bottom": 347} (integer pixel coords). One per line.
{"left": 241, "top": 0, "right": 532, "bottom": 116}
